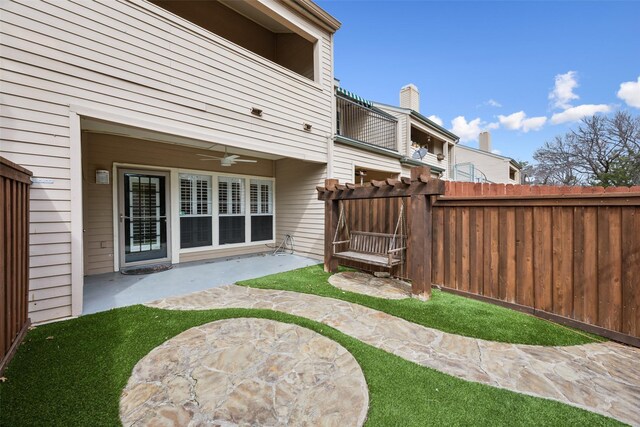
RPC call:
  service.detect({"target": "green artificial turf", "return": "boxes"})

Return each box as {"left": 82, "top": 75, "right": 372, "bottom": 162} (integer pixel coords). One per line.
{"left": 0, "top": 306, "right": 619, "bottom": 426}
{"left": 238, "top": 264, "right": 602, "bottom": 346}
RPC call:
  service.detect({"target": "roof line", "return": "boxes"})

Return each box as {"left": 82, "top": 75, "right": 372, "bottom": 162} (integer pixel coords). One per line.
{"left": 282, "top": 0, "right": 341, "bottom": 33}
{"left": 457, "top": 144, "right": 521, "bottom": 168}
{"left": 409, "top": 110, "right": 459, "bottom": 140}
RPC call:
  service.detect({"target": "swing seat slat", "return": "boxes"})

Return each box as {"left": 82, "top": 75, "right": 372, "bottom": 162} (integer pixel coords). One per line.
{"left": 333, "top": 231, "right": 406, "bottom": 268}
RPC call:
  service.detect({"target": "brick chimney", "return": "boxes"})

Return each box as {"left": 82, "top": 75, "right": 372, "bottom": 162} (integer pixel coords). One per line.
{"left": 400, "top": 84, "right": 420, "bottom": 112}
{"left": 479, "top": 131, "right": 492, "bottom": 152}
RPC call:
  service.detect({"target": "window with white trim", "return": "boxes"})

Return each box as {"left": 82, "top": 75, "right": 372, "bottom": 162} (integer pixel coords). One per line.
{"left": 179, "top": 174, "right": 212, "bottom": 248}
{"left": 250, "top": 179, "right": 273, "bottom": 241}
{"left": 250, "top": 180, "right": 273, "bottom": 215}
{"left": 218, "top": 177, "right": 245, "bottom": 244}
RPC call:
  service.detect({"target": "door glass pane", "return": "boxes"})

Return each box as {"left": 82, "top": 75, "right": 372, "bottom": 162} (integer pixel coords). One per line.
{"left": 124, "top": 173, "right": 167, "bottom": 263}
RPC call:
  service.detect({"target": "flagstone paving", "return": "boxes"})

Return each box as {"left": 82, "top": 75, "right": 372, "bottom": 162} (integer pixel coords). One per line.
{"left": 329, "top": 271, "right": 412, "bottom": 299}
{"left": 147, "top": 285, "right": 640, "bottom": 426}
{"left": 120, "top": 318, "right": 368, "bottom": 426}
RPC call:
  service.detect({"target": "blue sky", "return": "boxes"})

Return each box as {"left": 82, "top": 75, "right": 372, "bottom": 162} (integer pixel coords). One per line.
{"left": 317, "top": 0, "right": 640, "bottom": 162}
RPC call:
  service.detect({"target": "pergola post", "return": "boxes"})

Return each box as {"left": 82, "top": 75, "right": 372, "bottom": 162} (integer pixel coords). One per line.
{"left": 408, "top": 166, "right": 432, "bottom": 300}
{"left": 324, "top": 178, "right": 339, "bottom": 273}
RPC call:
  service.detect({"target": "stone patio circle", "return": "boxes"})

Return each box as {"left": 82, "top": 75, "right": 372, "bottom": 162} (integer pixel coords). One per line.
{"left": 120, "top": 318, "right": 369, "bottom": 426}
{"left": 329, "top": 271, "right": 412, "bottom": 299}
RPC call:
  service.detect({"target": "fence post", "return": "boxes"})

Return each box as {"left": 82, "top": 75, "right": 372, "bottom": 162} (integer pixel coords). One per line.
{"left": 324, "top": 179, "right": 339, "bottom": 273}
{"left": 409, "top": 166, "right": 432, "bottom": 300}
{"left": 0, "top": 156, "right": 32, "bottom": 376}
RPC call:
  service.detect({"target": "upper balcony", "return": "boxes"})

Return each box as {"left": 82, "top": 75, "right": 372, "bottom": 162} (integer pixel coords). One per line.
{"left": 409, "top": 125, "right": 449, "bottom": 169}
{"left": 150, "top": 0, "right": 318, "bottom": 82}
{"left": 336, "top": 88, "right": 398, "bottom": 152}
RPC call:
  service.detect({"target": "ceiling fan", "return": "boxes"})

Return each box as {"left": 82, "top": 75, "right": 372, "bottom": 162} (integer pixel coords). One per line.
{"left": 197, "top": 147, "right": 257, "bottom": 167}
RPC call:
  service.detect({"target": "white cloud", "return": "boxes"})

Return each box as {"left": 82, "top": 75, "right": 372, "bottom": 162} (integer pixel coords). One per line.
{"left": 550, "top": 104, "right": 612, "bottom": 124}
{"left": 522, "top": 116, "right": 547, "bottom": 131}
{"left": 476, "top": 99, "right": 502, "bottom": 108}
{"left": 498, "top": 111, "right": 547, "bottom": 132}
{"left": 549, "top": 71, "right": 579, "bottom": 109}
{"left": 427, "top": 115, "right": 444, "bottom": 126}
{"left": 487, "top": 122, "right": 500, "bottom": 130}
{"left": 617, "top": 76, "right": 640, "bottom": 108}
{"left": 450, "top": 116, "right": 496, "bottom": 142}
{"left": 491, "top": 149, "right": 502, "bottom": 155}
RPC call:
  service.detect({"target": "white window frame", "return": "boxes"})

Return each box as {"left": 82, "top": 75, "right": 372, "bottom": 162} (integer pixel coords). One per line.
{"left": 218, "top": 176, "right": 245, "bottom": 217}
{"left": 180, "top": 169, "right": 275, "bottom": 253}
{"left": 250, "top": 179, "right": 274, "bottom": 216}
{"left": 179, "top": 174, "right": 212, "bottom": 217}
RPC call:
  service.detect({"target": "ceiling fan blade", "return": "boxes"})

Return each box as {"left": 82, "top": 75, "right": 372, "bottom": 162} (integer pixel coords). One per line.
{"left": 196, "top": 154, "right": 224, "bottom": 160}
{"left": 233, "top": 159, "right": 258, "bottom": 163}
{"left": 225, "top": 154, "right": 240, "bottom": 160}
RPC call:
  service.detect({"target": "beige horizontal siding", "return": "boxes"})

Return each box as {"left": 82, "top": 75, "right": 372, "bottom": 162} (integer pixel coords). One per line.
{"left": 274, "top": 158, "right": 326, "bottom": 259}
{"left": 333, "top": 143, "right": 403, "bottom": 183}
{"left": 0, "top": 0, "right": 335, "bottom": 323}
{"left": 29, "top": 305, "right": 72, "bottom": 324}
{"left": 28, "top": 274, "right": 71, "bottom": 290}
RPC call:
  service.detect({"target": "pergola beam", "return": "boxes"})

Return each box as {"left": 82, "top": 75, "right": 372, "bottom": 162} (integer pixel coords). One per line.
{"left": 319, "top": 166, "right": 438, "bottom": 300}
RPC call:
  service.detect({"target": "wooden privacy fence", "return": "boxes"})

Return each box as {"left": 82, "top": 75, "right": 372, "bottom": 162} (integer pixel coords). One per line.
{"left": 1, "top": 157, "right": 32, "bottom": 375}
{"left": 432, "top": 182, "right": 640, "bottom": 346}
{"left": 326, "top": 172, "right": 640, "bottom": 347}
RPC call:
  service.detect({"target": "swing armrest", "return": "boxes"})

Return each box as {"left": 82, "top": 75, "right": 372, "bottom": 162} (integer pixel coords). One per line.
{"left": 333, "top": 239, "right": 351, "bottom": 245}
{"left": 387, "top": 247, "right": 406, "bottom": 253}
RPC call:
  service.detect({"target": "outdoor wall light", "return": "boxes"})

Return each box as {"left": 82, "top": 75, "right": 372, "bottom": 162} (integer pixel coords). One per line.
{"left": 95, "top": 169, "right": 110, "bottom": 184}
{"left": 436, "top": 153, "right": 445, "bottom": 161}
{"left": 250, "top": 107, "right": 263, "bottom": 117}
{"left": 303, "top": 123, "right": 312, "bottom": 131}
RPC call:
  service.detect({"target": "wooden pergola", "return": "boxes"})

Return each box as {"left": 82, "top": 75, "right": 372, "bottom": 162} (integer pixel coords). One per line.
{"left": 317, "top": 166, "right": 445, "bottom": 299}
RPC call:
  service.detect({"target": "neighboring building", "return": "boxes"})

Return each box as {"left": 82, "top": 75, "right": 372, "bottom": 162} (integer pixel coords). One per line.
{"left": 374, "top": 84, "right": 460, "bottom": 180}
{"left": 0, "top": 0, "right": 341, "bottom": 323}
{"left": 452, "top": 132, "right": 522, "bottom": 184}
{"left": 334, "top": 82, "right": 459, "bottom": 185}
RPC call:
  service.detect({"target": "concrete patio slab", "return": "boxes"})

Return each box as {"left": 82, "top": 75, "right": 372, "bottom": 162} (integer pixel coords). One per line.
{"left": 120, "top": 318, "right": 368, "bottom": 427}
{"left": 83, "top": 253, "right": 318, "bottom": 315}
{"left": 147, "top": 285, "right": 640, "bottom": 426}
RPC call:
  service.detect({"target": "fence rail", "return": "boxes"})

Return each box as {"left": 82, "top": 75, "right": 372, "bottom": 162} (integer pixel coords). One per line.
{"left": 339, "top": 181, "right": 640, "bottom": 346}
{"left": 1, "top": 156, "right": 32, "bottom": 375}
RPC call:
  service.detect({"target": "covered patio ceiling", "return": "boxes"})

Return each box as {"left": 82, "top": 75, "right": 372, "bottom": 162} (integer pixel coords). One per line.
{"left": 81, "top": 117, "right": 286, "bottom": 161}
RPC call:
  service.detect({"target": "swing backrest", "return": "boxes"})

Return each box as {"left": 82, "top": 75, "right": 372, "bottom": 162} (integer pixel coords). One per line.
{"left": 349, "top": 231, "right": 406, "bottom": 254}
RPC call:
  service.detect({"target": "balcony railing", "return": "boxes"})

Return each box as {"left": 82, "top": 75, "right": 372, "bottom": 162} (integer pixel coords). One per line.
{"left": 336, "top": 95, "right": 397, "bottom": 151}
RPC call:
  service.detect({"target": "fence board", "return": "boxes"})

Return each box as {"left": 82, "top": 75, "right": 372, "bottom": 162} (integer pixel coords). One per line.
{"left": 468, "top": 208, "right": 483, "bottom": 295}
{"left": 498, "top": 207, "right": 516, "bottom": 302}
{"left": 573, "top": 207, "right": 586, "bottom": 322}
{"left": 552, "top": 207, "right": 574, "bottom": 317}
{"left": 444, "top": 207, "right": 456, "bottom": 288}
{"left": 533, "top": 207, "right": 553, "bottom": 312}
{"left": 515, "top": 207, "right": 534, "bottom": 306}
{"left": 621, "top": 208, "right": 639, "bottom": 336}
{"left": 457, "top": 208, "right": 470, "bottom": 292}
{"left": 582, "top": 208, "right": 599, "bottom": 325}
{"left": 432, "top": 207, "right": 444, "bottom": 285}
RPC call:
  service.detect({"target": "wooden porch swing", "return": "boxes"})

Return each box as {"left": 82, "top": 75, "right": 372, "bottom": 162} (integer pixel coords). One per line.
{"left": 317, "top": 166, "right": 445, "bottom": 299}
{"left": 331, "top": 200, "right": 406, "bottom": 268}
